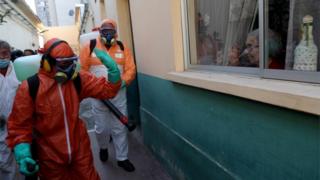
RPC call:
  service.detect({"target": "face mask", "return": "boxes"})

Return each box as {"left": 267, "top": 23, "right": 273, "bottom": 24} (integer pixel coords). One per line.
{"left": 54, "top": 57, "right": 78, "bottom": 84}
{"left": 0, "top": 59, "right": 10, "bottom": 69}
{"left": 100, "top": 29, "right": 116, "bottom": 46}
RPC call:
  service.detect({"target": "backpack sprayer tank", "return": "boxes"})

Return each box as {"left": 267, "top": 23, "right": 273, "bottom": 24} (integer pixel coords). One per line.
{"left": 13, "top": 54, "right": 42, "bottom": 82}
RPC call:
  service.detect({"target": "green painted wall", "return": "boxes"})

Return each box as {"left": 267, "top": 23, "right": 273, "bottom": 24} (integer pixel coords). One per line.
{"left": 137, "top": 73, "right": 320, "bottom": 180}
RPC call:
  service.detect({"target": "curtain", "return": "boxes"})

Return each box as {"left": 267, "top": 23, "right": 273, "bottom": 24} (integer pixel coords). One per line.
{"left": 193, "top": 0, "right": 258, "bottom": 65}
{"left": 223, "top": 0, "right": 258, "bottom": 65}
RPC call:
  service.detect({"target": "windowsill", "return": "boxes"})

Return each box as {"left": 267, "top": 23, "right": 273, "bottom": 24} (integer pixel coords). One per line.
{"left": 165, "top": 70, "right": 320, "bottom": 115}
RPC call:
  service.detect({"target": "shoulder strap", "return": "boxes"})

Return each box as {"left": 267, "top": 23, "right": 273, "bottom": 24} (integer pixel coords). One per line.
{"left": 116, "top": 40, "right": 124, "bottom": 51}
{"left": 73, "top": 75, "right": 82, "bottom": 95}
{"left": 89, "top": 39, "right": 97, "bottom": 55}
{"left": 27, "top": 74, "right": 82, "bottom": 101}
{"left": 89, "top": 39, "right": 124, "bottom": 55}
{"left": 27, "top": 74, "right": 40, "bottom": 101}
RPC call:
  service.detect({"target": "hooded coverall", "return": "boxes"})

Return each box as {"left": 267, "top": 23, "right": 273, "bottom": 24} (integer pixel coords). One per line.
{"left": 0, "top": 62, "right": 22, "bottom": 180}
{"left": 80, "top": 19, "right": 136, "bottom": 161}
{"left": 6, "top": 39, "right": 121, "bottom": 179}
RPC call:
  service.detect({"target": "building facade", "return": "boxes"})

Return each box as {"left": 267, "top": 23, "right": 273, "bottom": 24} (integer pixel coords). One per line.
{"left": 34, "top": 0, "right": 51, "bottom": 26}
{"left": 0, "top": 0, "right": 43, "bottom": 51}
{"left": 35, "top": 0, "right": 81, "bottom": 27}
{"left": 85, "top": 0, "right": 320, "bottom": 179}
{"left": 37, "top": 0, "right": 83, "bottom": 54}
{"left": 80, "top": 0, "right": 133, "bottom": 50}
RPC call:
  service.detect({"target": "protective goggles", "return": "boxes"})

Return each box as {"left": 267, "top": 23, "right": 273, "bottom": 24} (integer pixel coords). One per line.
{"left": 55, "top": 56, "right": 78, "bottom": 69}
{"left": 100, "top": 28, "right": 116, "bottom": 37}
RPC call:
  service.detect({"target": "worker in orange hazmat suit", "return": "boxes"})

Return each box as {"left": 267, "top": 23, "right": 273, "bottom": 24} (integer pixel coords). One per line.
{"left": 80, "top": 19, "right": 136, "bottom": 172}
{"left": 6, "top": 38, "right": 121, "bottom": 179}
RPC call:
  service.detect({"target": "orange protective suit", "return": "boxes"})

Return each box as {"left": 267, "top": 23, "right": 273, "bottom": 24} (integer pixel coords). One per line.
{"left": 79, "top": 19, "right": 136, "bottom": 164}
{"left": 80, "top": 19, "right": 136, "bottom": 85}
{"left": 6, "top": 39, "right": 121, "bottom": 179}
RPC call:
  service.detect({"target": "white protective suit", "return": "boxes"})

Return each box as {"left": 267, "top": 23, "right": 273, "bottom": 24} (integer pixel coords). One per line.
{"left": 89, "top": 64, "right": 128, "bottom": 161}
{"left": 0, "top": 62, "right": 22, "bottom": 179}
{"left": 79, "top": 20, "right": 136, "bottom": 162}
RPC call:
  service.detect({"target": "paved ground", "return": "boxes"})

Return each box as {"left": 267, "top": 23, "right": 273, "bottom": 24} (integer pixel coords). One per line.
{"left": 87, "top": 127, "right": 172, "bottom": 180}
{"left": 80, "top": 101, "right": 171, "bottom": 179}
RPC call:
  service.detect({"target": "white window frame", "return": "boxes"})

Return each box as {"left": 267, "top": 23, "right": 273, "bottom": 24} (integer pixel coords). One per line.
{"left": 181, "top": 0, "right": 320, "bottom": 83}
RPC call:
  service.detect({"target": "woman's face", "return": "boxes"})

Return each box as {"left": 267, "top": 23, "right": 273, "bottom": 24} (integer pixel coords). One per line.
{"left": 245, "top": 36, "right": 259, "bottom": 66}
{"left": 0, "top": 47, "right": 10, "bottom": 60}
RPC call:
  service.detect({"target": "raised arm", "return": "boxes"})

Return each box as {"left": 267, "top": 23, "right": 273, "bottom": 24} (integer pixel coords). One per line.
{"left": 80, "top": 47, "right": 121, "bottom": 99}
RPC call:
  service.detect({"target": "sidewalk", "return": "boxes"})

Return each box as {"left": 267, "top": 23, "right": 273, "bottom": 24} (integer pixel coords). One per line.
{"left": 87, "top": 128, "right": 172, "bottom": 180}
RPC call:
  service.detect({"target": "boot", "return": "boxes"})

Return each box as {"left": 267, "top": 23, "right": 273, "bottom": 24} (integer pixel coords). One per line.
{"left": 99, "top": 148, "right": 108, "bottom": 162}
{"left": 117, "top": 159, "right": 135, "bottom": 172}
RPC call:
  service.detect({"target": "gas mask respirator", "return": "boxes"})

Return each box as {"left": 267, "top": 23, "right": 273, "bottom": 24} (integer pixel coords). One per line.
{"left": 100, "top": 29, "right": 116, "bottom": 46}
{"left": 54, "top": 56, "right": 79, "bottom": 84}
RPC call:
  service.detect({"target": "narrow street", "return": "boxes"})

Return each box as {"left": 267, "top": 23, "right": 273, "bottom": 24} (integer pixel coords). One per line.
{"left": 85, "top": 122, "right": 172, "bottom": 180}
{"left": 1, "top": 0, "right": 320, "bottom": 179}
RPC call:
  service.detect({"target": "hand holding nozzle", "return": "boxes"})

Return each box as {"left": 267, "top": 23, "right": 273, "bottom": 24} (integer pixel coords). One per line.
{"left": 27, "top": 162, "right": 36, "bottom": 172}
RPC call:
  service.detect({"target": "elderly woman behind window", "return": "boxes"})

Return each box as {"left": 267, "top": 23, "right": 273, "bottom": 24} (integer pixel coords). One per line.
{"left": 228, "top": 29, "right": 284, "bottom": 69}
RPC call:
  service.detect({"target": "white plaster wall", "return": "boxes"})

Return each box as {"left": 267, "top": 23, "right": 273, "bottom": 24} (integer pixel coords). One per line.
{"left": 129, "top": 0, "right": 175, "bottom": 78}
{"left": 43, "top": 25, "right": 80, "bottom": 54}
{"left": 105, "top": 0, "right": 118, "bottom": 23}
{"left": 0, "top": 16, "right": 39, "bottom": 50}
{"left": 54, "top": 0, "right": 80, "bottom": 26}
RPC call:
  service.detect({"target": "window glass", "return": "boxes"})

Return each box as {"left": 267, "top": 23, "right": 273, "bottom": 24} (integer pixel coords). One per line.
{"left": 268, "top": 0, "right": 320, "bottom": 71}
{"left": 188, "top": 0, "right": 259, "bottom": 67}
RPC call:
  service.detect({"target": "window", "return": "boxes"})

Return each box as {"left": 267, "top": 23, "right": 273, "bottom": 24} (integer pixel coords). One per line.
{"left": 182, "top": 0, "right": 320, "bottom": 83}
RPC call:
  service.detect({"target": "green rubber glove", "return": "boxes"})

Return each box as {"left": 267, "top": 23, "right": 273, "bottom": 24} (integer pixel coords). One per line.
{"left": 93, "top": 48, "right": 120, "bottom": 83}
{"left": 14, "top": 143, "right": 39, "bottom": 176}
